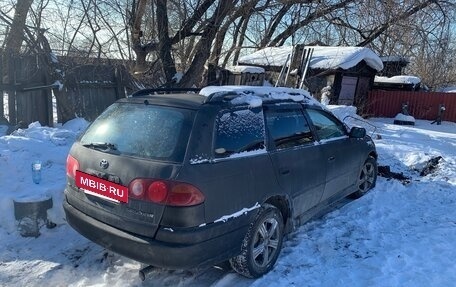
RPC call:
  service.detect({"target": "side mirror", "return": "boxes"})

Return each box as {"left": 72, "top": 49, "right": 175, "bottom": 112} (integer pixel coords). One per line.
{"left": 349, "top": 126, "right": 366, "bottom": 138}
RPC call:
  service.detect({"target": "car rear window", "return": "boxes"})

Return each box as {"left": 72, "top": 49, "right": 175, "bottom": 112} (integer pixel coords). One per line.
{"left": 80, "top": 103, "right": 194, "bottom": 162}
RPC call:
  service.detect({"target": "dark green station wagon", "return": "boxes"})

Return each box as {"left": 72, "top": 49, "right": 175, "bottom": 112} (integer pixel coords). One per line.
{"left": 63, "top": 86, "right": 377, "bottom": 278}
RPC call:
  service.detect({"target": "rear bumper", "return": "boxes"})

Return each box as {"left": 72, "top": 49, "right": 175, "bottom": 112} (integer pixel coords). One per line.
{"left": 63, "top": 199, "right": 254, "bottom": 269}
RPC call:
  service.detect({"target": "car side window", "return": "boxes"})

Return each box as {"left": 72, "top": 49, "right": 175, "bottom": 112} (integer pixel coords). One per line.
{"left": 214, "top": 108, "right": 265, "bottom": 158}
{"left": 306, "top": 109, "right": 347, "bottom": 140}
{"left": 265, "top": 107, "right": 314, "bottom": 150}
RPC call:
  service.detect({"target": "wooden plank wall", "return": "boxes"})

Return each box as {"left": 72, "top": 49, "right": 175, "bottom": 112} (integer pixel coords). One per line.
{"left": 55, "top": 65, "right": 125, "bottom": 123}
{"left": 14, "top": 56, "right": 53, "bottom": 126}
{"left": 1, "top": 54, "right": 53, "bottom": 126}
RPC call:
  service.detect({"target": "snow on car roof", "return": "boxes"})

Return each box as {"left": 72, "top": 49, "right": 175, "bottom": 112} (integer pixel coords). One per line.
{"left": 238, "top": 46, "right": 384, "bottom": 72}
{"left": 374, "top": 75, "right": 421, "bottom": 85}
{"left": 199, "top": 85, "right": 323, "bottom": 108}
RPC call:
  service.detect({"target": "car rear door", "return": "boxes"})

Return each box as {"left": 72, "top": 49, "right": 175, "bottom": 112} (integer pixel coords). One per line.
{"left": 66, "top": 102, "right": 196, "bottom": 237}
{"left": 179, "top": 105, "right": 278, "bottom": 223}
{"left": 304, "top": 108, "right": 364, "bottom": 202}
{"left": 265, "top": 104, "right": 326, "bottom": 217}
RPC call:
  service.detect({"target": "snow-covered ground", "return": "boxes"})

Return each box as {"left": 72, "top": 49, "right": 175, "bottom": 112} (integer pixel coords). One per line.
{"left": 1, "top": 106, "right": 456, "bottom": 287}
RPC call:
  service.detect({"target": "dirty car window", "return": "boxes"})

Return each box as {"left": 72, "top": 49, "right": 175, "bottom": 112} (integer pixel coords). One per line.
{"left": 80, "top": 103, "right": 194, "bottom": 162}
{"left": 215, "top": 108, "right": 265, "bottom": 157}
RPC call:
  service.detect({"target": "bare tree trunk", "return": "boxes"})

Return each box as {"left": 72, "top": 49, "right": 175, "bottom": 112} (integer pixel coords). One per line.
{"left": 4, "top": 0, "right": 34, "bottom": 53}
{"left": 156, "top": 0, "right": 177, "bottom": 85}
{"left": 221, "top": 17, "right": 246, "bottom": 67}
{"left": 232, "top": 16, "right": 250, "bottom": 65}
{"left": 2, "top": 0, "right": 33, "bottom": 120}
{"left": 178, "top": 0, "right": 237, "bottom": 88}
{"left": 130, "top": 0, "right": 158, "bottom": 73}
{"left": 211, "top": 23, "right": 232, "bottom": 67}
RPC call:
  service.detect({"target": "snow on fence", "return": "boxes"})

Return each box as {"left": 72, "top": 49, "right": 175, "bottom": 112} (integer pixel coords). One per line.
{"left": 366, "top": 90, "right": 456, "bottom": 122}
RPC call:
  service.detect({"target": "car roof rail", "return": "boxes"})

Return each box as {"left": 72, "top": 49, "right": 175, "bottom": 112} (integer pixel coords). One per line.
{"left": 204, "top": 91, "right": 241, "bottom": 103}
{"left": 130, "top": 88, "right": 201, "bottom": 97}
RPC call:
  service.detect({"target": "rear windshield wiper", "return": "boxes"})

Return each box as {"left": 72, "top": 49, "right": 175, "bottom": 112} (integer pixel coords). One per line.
{"left": 82, "top": 142, "right": 118, "bottom": 152}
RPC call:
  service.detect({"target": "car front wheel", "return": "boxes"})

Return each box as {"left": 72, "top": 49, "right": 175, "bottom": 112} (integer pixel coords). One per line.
{"left": 229, "top": 204, "right": 284, "bottom": 278}
{"left": 351, "top": 157, "right": 377, "bottom": 198}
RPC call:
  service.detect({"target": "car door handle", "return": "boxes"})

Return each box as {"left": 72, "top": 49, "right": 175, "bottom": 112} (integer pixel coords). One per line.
{"left": 328, "top": 156, "right": 335, "bottom": 162}
{"left": 279, "top": 168, "right": 290, "bottom": 175}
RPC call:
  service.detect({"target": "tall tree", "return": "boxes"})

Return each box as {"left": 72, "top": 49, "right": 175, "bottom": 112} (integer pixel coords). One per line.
{"left": 2, "top": 0, "right": 454, "bottom": 88}
{"left": 4, "top": 0, "right": 33, "bottom": 53}
{"left": 127, "top": 0, "right": 236, "bottom": 87}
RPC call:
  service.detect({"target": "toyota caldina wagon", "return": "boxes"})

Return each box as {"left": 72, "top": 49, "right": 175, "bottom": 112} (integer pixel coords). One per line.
{"left": 63, "top": 86, "right": 377, "bottom": 278}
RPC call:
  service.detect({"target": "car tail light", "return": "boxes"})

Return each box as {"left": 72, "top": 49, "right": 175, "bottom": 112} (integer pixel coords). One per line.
{"left": 168, "top": 184, "right": 204, "bottom": 206}
{"left": 130, "top": 179, "right": 146, "bottom": 198}
{"left": 66, "top": 155, "right": 79, "bottom": 179}
{"left": 128, "top": 179, "right": 204, "bottom": 206}
{"left": 147, "top": 181, "right": 168, "bottom": 203}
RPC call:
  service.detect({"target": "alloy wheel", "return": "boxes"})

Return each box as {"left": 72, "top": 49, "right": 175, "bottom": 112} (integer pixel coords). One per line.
{"left": 251, "top": 217, "right": 281, "bottom": 268}
{"left": 359, "top": 161, "right": 376, "bottom": 193}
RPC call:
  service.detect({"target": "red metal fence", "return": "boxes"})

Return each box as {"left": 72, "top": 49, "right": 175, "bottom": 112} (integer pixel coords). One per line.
{"left": 366, "top": 90, "right": 456, "bottom": 122}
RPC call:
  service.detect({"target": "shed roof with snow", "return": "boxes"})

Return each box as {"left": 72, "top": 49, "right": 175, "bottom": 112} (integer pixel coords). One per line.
{"left": 374, "top": 75, "right": 421, "bottom": 86}
{"left": 373, "top": 75, "right": 422, "bottom": 91}
{"left": 238, "top": 46, "right": 384, "bottom": 72}
{"left": 225, "top": 65, "right": 265, "bottom": 74}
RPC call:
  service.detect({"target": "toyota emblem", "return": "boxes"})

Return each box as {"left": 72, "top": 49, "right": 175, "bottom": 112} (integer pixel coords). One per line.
{"left": 100, "top": 159, "right": 109, "bottom": 169}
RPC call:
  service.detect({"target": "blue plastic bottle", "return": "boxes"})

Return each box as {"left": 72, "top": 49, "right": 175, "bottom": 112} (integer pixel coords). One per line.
{"left": 32, "top": 160, "right": 42, "bottom": 184}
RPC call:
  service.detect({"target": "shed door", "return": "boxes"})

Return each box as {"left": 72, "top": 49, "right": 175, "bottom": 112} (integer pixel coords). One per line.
{"left": 355, "top": 76, "right": 371, "bottom": 113}
{"left": 338, "top": 76, "right": 358, "bottom": 105}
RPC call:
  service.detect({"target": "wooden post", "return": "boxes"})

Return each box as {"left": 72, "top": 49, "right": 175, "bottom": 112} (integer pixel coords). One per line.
{"left": 7, "top": 54, "right": 17, "bottom": 125}
{"left": 286, "top": 44, "right": 304, "bottom": 87}
{"left": 42, "top": 55, "right": 54, "bottom": 126}
{"left": 0, "top": 53, "right": 3, "bottom": 119}
{"left": 115, "top": 66, "right": 124, "bottom": 99}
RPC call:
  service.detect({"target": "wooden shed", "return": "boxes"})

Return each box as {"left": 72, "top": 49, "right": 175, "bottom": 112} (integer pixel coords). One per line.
{"left": 225, "top": 65, "right": 265, "bottom": 86}
{"left": 378, "top": 56, "right": 409, "bottom": 77}
{"left": 238, "top": 45, "right": 384, "bottom": 112}
{"left": 206, "top": 64, "right": 265, "bottom": 86}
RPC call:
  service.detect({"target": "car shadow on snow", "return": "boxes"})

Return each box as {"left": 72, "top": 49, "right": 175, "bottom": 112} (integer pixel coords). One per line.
{"left": 133, "top": 199, "right": 357, "bottom": 286}
{"left": 78, "top": 198, "right": 357, "bottom": 286}
{"left": 133, "top": 263, "right": 254, "bottom": 287}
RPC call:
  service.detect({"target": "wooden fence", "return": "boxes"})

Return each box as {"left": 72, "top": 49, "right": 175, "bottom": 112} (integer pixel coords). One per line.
{"left": 54, "top": 64, "right": 127, "bottom": 123}
{"left": 5, "top": 53, "right": 454, "bottom": 127}
{"left": 1, "top": 53, "right": 53, "bottom": 126}
{"left": 366, "top": 90, "right": 456, "bottom": 122}
{"left": 1, "top": 53, "right": 132, "bottom": 127}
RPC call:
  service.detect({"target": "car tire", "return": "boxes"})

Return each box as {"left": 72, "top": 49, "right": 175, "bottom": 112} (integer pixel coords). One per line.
{"left": 350, "top": 156, "right": 377, "bottom": 199}
{"left": 229, "top": 203, "right": 284, "bottom": 278}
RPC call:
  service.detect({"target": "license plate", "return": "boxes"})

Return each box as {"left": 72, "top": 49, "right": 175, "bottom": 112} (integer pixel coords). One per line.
{"left": 75, "top": 170, "right": 129, "bottom": 203}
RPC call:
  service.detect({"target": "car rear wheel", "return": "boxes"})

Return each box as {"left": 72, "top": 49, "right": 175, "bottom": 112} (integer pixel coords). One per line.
{"left": 229, "top": 204, "right": 284, "bottom": 278}
{"left": 351, "top": 157, "right": 377, "bottom": 198}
